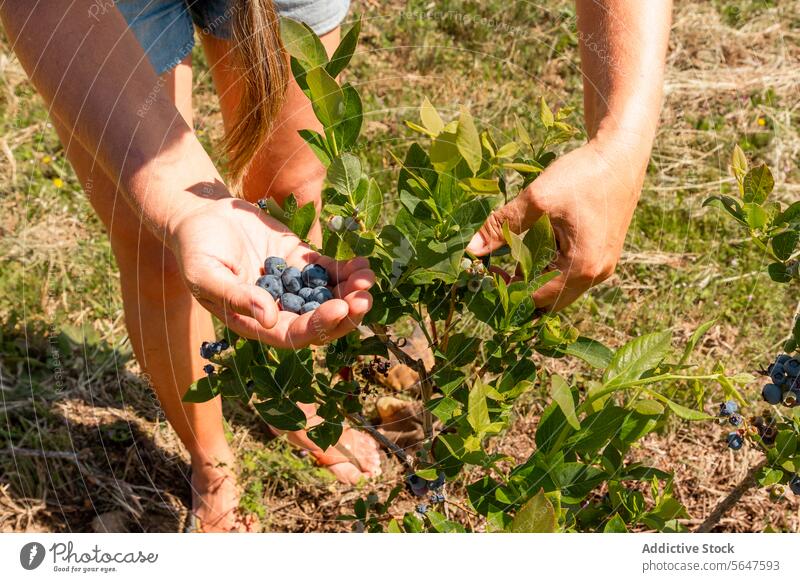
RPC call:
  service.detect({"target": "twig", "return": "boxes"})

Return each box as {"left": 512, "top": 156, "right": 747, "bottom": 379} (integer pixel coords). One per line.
{"left": 347, "top": 413, "right": 412, "bottom": 470}
{"left": 368, "top": 323, "right": 435, "bottom": 456}
{"left": 694, "top": 459, "right": 767, "bottom": 533}
{"left": 5, "top": 446, "right": 82, "bottom": 462}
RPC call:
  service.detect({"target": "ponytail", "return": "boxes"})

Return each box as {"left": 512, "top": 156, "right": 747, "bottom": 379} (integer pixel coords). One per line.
{"left": 222, "top": 0, "right": 289, "bottom": 188}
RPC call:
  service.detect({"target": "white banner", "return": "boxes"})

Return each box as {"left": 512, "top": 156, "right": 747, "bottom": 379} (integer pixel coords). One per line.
{"left": 2, "top": 533, "right": 798, "bottom": 581}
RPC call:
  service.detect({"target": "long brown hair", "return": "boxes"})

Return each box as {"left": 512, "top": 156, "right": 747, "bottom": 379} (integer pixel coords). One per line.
{"left": 223, "top": 0, "right": 289, "bottom": 188}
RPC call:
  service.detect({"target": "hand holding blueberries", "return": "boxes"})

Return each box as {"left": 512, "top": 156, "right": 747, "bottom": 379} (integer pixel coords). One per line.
{"left": 167, "top": 198, "right": 375, "bottom": 348}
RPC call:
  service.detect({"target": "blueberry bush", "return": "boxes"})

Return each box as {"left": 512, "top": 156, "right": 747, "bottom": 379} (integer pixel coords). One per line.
{"left": 183, "top": 17, "right": 753, "bottom": 532}
{"left": 704, "top": 146, "right": 800, "bottom": 515}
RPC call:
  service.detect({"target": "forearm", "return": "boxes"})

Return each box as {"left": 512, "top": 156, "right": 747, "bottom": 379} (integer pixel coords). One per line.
{"left": 1, "top": 1, "right": 225, "bottom": 240}
{"left": 575, "top": 0, "right": 672, "bottom": 158}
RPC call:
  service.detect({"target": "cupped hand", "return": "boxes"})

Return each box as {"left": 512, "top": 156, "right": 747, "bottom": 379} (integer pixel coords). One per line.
{"left": 167, "top": 197, "right": 374, "bottom": 347}
{"left": 467, "top": 139, "right": 647, "bottom": 311}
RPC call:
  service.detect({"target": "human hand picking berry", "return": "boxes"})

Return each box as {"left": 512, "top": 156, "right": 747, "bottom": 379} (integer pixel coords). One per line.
{"left": 167, "top": 197, "right": 374, "bottom": 348}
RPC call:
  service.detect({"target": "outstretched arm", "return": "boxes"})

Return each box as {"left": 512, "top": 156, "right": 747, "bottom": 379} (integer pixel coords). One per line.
{"left": 1, "top": 2, "right": 374, "bottom": 344}
{"left": 468, "top": 0, "right": 672, "bottom": 311}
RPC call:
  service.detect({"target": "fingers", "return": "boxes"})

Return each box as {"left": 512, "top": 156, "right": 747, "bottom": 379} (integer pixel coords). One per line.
{"left": 531, "top": 253, "right": 612, "bottom": 312}
{"left": 333, "top": 267, "right": 375, "bottom": 298}
{"left": 466, "top": 190, "right": 542, "bottom": 256}
{"left": 194, "top": 263, "right": 279, "bottom": 329}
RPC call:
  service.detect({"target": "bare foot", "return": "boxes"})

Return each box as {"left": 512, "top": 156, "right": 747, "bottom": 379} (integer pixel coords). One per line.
{"left": 189, "top": 447, "right": 257, "bottom": 532}
{"left": 312, "top": 427, "right": 382, "bottom": 485}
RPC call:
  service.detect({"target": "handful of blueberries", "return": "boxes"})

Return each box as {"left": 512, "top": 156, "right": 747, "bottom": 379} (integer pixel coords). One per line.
{"left": 761, "top": 354, "right": 800, "bottom": 407}
{"left": 256, "top": 256, "right": 334, "bottom": 314}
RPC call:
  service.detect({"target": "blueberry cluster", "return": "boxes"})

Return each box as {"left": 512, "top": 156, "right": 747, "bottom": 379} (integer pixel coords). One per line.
{"left": 406, "top": 472, "right": 446, "bottom": 498}
{"left": 718, "top": 400, "right": 745, "bottom": 450}
{"left": 200, "top": 339, "right": 229, "bottom": 360}
{"left": 459, "top": 258, "right": 493, "bottom": 293}
{"left": 762, "top": 354, "right": 800, "bottom": 407}
{"left": 255, "top": 256, "right": 334, "bottom": 314}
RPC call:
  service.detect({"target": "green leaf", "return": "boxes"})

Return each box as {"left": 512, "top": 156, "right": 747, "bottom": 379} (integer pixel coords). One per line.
{"left": 361, "top": 178, "right": 383, "bottom": 229}
{"left": 420, "top": 97, "right": 444, "bottom": 136}
{"left": 333, "top": 83, "right": 363, "bottom": 151}
{"left": 182, "top": 376, "right": 218, "bottom": 403}
{"left": 467, "top": 378, "right": 491, "bottom": 435}
{"left": 743, "top": 202, "right": 768, "bottom": 229}
{"left": 515, "top": 116, "right": 531, "bottom": 146}
{"left": 307, "top": 421, "right": 343, "bottom": 451}
{"left": 509, "top": 489, "right": 556, "bottom": 532}
{"left": 768, "top": 262, "right": 792, "bottom": 283}
{"left": 279, "top": 18, "right": 328, "bottom": 69}
{"left": 603, "top": 514, "right": 628, "bottom": 533}
{"left": 731, "top": 143, "right": 748, "bottom": 182}
{"left": 679, "top": 319, "right": 716, "bottom": 365}
{"left": 703, "top": 195, "right": 745, "bottom": 224}
{"left": 297, "top": 129, "right": 332, "bottom": 166}
{"left": 287, "top": 201, "right": 316, "bottom": 239}
{"left": 522, "top": 214, "right": 556, "bottom": 276}
{"left": 564, "top": 337, "right": 613, "bottom": 368}
{"left": 776, "top": 202, "right": 800, "bottom": 226}
{"left": 551, "top": 374, "right": 580, "bottom": 430}
{"left": 430, "top": 130, "right": 460, "bottom": 172}
{"left": 502, "top": 222, "right": 533, "bottom": 282}
{"left": 660, "top": 396, "right": 714, "bottom": 421}
{"left": 743, "top": 163, "right": 774, "bottom": 204}
{"left": 305, "top": 66, "right": 344, "bottom": 128}
{"left": 328, "top": 153, "right": 362, "bottom": 197}
{"left": 539, "top": 97, "right": 554, "bottom": 128}
{"left": 603, "top": 331, "right": 672, "bottom": 389}
{"left": 495, "top": 142, "right": 519, "bottom": 159}
{"left": 455, "top": 107, "right": 482, "bottom": 174}
{"left": 633, "top": 400, "right": 664, "bottom": 416}
{"left": 326, "top": 15, "right": 361, "bottom": 77}
{"left": 772, "top": 230, "right": 799, "bottom": 261}
{"left": 253, "top": 399, "right": 307, "bottom": 430}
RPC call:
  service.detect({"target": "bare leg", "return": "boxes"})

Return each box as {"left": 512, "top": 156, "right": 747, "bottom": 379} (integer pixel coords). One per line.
{"left": 51, "top": 58, "right": 247, "bottom": 531}
{"left": 200, "top": 28, "right": 380, "bottom": 483}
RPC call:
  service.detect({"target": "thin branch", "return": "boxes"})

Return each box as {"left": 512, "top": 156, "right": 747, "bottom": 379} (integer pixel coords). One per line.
{"left": 368, "top": 323, "right": 435, "bottom": 455}
{"left": 694, "top": 459, "right": 767, "bottom": 533}
{"left": 347, "top": 413, "right": 413, "bottom": 470}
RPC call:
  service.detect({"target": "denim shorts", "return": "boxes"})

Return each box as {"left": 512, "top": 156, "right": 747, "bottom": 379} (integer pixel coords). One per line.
{"left": 117, "top": 0, "right": 351, "bottom": 75}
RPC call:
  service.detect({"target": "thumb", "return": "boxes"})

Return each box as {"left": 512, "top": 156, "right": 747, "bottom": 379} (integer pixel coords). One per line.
{"left": 466, "top": 191, "right": 543, "bottom": 256}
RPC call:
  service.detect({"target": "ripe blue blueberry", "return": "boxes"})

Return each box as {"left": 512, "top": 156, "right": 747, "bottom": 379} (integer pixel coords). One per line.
{"left": 786, "top": 358, "right": 800, "bottom": 377}
{"left": 301, "top": 301, "right": 321, "bottom": 314}
{"left": 313, "top": 286, "right": 334, "bottom": 304}
{"left": 406, "top": 474, "right": 429, "bottom": 497}
{"left": 280, "top": 292, "right": 304, "bottom": 314}
{"left": 256, "top": 274, "right": 283, "bottom": 300}
{"left": 776, "top": 354, "right": 791, "bottom": 365}
{"left": 726, "top": 432, "right": 744, "bottom": 450}
{"left": 728, "top": 413, "right": 743, "bottom": 427}
{"left": 771, "top": 364, "right": 787, "bottom": 384}
{"left": 790, "top": 474, "right": 800, "bottom": 495}
{"left": 762, "top": 383, "right": 783, "bottom": 405}
{"left": 281, "top": 267, "right": 303, "bottom": 294}
{"left": 264, "top": 256, "right": 287, "bottom": 276}
{"left": 430, "top": 472, "right": 446, "bottom": 490}
{"left": 200, "top": 342, "right": 214, "bottom": 360}
{"left": 218, "top": 338, "right": 229, "bottom": 351}
{"left": 718, "top": 400, "right": 738, "bottom": 416}
{"left": 298, "top": 287, "right": 315, "bottom": 302}
{"left": 415, "top": 503, "right": 428, "bottom": 515}
{"left": 302, "top": 264, "right": 329, "bottom": 287}
{"left": 203, "top": 364, "right": 215, "bottom": 375}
